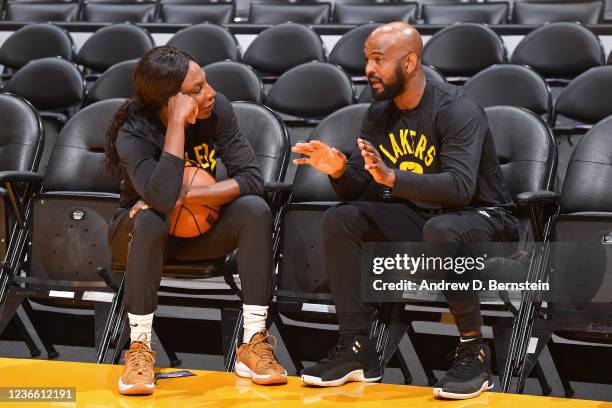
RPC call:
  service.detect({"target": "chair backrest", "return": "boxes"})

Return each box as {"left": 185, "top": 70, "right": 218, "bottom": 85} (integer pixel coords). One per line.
{"left": 81, "top": 1, "right": 156, "bottom": 23}
{"left": 485, "top": 106, "right": 556, "bottom": 198}
{"left": 86, "top": 59, "right": 138, "bottom": 105}
{"left": 76, "top": 23, "right": 154, "bottom": 72}
{"left": 232, "top": 102, "right": 289, "bottom": 184}
{"left": 0, "top": 23, "right": 74, "bottom": 70}
{"left": 560, "top": 115, "right": 612, "bottom": 214}
{"left": 249, "top": 3, "right": 331, "bottom": 24}
{"left": 159, "top": 3, "right": 235, "bottom": 24}
{"left": 512, "top": 1, "right": 603, "bottom": 24}
{"left": 292, "top": 104, "right": 370, "bottom": 203}
{"left": 510, "top": 22, "right": 604, "bottom": 79}
{"left": 423, "top": 2, "right": 509, "bottom": 24}
{"left": 463, "top": 64, "right": 551, "bottom": 119}
{"left": 203, "top": 61, "right": 263, "bottom": 104}
{"left": 3, "top": 2, "right": 80, "bottom": 22}
{"left": 554, "top": 66, "right": 612, "bottom": 124}
{"left": 358, "top": 65, "right": 447, "bottom": 103}
{"left": 0, "top": 92, "right": 43, "bottom": 173}
{"left": 29, "top": 99, "right": 124, "bottom": 283}
{"left": 265, "top": 61, "right": 354, "bottom": 119}
{"left": 5, "top": 57, "right": 84, "bottom": 112}
{"left": 422, "top": 23, "right": 506, "bottom": 77}
{"left": 43, "top": 99, "right": 124, "bottom": 193}
{"left": 333, "top": 3, "right": 418, "bottom": 24}
{"left": 243, "top": 23, "right": 325, "bottom": 76}
{"left": 329, "top": 23, "right": 381, "bottom": 76}
{"left": 167, "top": 23, "right": 240, "bottom": 67}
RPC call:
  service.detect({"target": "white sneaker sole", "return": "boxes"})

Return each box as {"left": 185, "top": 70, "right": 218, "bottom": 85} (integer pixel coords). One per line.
{"left": 235, "top": 361, "right": 288, "bottom": 385}
{"left": 301, "top": 370, "right": 382, "bottom": 387}
{"left": 118, "top": 377, "right": 155, "bottom": 395}
{"left": 433, "top": 380, "right": 493, "bottom": 400}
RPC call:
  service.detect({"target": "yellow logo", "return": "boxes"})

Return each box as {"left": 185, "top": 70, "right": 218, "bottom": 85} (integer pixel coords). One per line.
{"left": 184, "top": 143, "right": 216, "bottom": 170}
{"left": 399, "top": 161, "right": 424, "bottom": 174}
{"left": 378, "top": 129, "right": 436, "bottom": 170}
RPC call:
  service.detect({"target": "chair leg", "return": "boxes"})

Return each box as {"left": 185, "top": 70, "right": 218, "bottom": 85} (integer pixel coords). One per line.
{"left": 97, "top": 275, "right": 125, "bottom": 364}
{"left": 21, "top": 300, "right": 58, "bottom": 359}
{"left": 407, "top": 325, "right": 437, "bottom": 386}
{"left": 153, "top": 320, "right": 182, "bottom": 368}
{"left": 221, "top": 307, "right": 242, "bottom": 372}
{"left": 112, "top": 314, "right": 129, "bottom": 365}
{"left": 272, "top": 312, "right": 303, "bottom": 374}
{"left": 548, "top": 338, "right": 575, "bottom": 398}
{"left": 392, "top": 348, "right": 413, "bottom": 385}
{"left": 13, "top": 313, "right": 40, "bottom": 358}
{"left": 532, "top": 361, "right": 552, "bottom": 396}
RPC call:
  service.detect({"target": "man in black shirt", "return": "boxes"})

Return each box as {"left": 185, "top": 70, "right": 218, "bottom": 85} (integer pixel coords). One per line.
{"left": 294, "top": 23, "right": 518, "bottom": 399}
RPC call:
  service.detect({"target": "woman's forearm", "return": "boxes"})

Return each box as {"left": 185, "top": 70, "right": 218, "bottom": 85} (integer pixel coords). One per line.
{"left": 163, "top": 119, "right": 186, "bottom": 159}
{"left": 184, "top": 178, "right": 241, "bottom": 207}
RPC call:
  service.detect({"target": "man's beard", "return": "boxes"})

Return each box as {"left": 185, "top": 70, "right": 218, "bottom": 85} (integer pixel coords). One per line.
{"left": 369, "top": 63, "right": 408, "bottom": 101}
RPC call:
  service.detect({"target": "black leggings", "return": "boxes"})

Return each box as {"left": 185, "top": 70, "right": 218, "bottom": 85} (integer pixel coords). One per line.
{"left": 108, "top": 195, "right": 273, "bottom": 315}
{"left": 322, "top": 201, "right": 519, "bottom": 336}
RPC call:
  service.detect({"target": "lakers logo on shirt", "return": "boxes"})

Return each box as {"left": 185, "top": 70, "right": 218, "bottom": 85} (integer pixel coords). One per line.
{"left": 378, "top": 128, "right": 436, "bottom": 173}
{"left": 399, "top": 161, "right": 424, "bottom": 174}
{"left": 184, "top": 142, "right": 216, "bottom": 171}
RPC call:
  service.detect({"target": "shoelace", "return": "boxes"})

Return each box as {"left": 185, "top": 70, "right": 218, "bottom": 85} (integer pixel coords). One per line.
{"left": 250, "top": 332, "right": 279, "bottom": 369}
{"left": 444, "top": 342, "right": 483, "bottom": 380}
{"left": 129, "top": 333, "right": 155, "bottom": 375}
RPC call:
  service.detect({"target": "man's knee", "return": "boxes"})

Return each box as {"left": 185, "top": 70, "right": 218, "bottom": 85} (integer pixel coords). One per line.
{"left": 132, "top": 209, "right": 167, "bottom": 241}
{"left": 423, "top": 217, "right": 461, "bottom": 243}
{"left": 322, "top": 204, "right": 362, "bottom": 242}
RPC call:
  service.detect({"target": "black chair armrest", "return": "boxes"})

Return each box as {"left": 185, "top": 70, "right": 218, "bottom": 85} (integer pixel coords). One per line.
{"left": 264, "top": 181, "right": 293, "bottom": 193}
{"left": 0, "top": 171, "right": 43, "bottom": 185}
{"left": 515, "top": 190, "right": 559, "bottom": 206}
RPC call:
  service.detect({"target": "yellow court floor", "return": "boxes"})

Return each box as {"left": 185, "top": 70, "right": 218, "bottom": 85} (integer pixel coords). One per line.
{"left": 0, "top": 357, "right": 611, "bottom": 407}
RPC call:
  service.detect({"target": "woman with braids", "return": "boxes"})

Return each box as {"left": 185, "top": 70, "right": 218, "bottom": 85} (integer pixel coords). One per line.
{"left": 105, "top": 45, "right": 287, "bottom": 395}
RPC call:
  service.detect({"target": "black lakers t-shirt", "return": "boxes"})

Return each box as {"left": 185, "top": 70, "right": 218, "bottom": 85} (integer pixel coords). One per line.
{"left": 332, "top": 80, "right": 513, "bottom": 211}
{"left": 115, "top": 93, "right": 262, "bottom": 213}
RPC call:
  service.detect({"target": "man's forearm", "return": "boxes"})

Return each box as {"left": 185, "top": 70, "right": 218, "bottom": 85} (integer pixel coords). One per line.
{"left": 184, "top": 178, "right": 241, "bottom": 207}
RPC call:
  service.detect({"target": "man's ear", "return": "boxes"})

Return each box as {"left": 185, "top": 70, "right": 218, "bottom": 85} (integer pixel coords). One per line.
{"left": 404, "top": 53, "right": 418, "bottom": 76}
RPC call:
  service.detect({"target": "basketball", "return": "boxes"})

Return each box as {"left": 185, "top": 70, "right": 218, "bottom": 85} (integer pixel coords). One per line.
{"left": 168, "top": 166, "right": 220, "bottom": 238}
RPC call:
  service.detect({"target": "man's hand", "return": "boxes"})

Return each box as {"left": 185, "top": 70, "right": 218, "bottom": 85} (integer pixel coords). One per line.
{"left": 292, "top": 140, "right": 347, "bottom": 178}
{"left": 358, "top": 138, "right": 395, "bottom": 188}
{"left": 129, "top": 199, "right": 150, "bottom": 218}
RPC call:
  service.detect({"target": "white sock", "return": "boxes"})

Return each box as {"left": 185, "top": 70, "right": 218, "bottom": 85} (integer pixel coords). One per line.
{"left": 128, "top": 312, "right": 154, "bottom": 348}
{"left": 243, "top": 304, "right": 267, "bottom": 343}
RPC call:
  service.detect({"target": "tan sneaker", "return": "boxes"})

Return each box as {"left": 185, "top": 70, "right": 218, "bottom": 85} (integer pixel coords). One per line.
{"left": 118, "top": 337, "right": 156, "bottom": 395}
{"left": 235, "top": 330, "right": 288, "bottom": 385}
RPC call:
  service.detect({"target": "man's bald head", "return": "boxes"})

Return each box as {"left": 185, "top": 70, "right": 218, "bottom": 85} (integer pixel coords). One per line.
{"left": 363, "top": 22, "right": 424, "bottom": 102}
{"left": 366, "top": 22, "right": 423, "bottom": 60}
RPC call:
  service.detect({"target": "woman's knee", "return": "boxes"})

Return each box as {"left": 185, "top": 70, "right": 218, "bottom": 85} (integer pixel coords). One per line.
{"left": 232, "top": 195, "right": 272, "bottom": 228}
{"left": 132, "top": 209, "right": 167, "bottom": 240}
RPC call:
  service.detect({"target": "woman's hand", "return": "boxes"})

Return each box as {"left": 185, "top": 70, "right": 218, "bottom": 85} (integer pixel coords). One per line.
{"left": 166, "top": 92, "right": 198, "bottom": 126}
{"left": 129, "top": 199, "right": 150, "bottom": 218}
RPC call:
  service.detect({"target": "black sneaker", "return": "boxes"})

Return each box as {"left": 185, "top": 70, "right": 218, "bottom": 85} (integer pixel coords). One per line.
{"left": 301, "top": 335, "right": 382, "bottom": 387}
{"left": 433, "top": 340, "right": 494, "bottom": 399}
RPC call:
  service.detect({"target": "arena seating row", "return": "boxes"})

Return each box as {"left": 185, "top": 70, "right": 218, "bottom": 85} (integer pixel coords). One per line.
{"left": 1, "top": 22, "right": 610, "bottom": 79}
{"left": 1, "top": 22, "right": 611, "bottom": 190}
{"left": 0, "top": 0, "right": 609, "bottom": 24}
{"left": 0, "top": 83, "right": 610, "bottom": 395}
